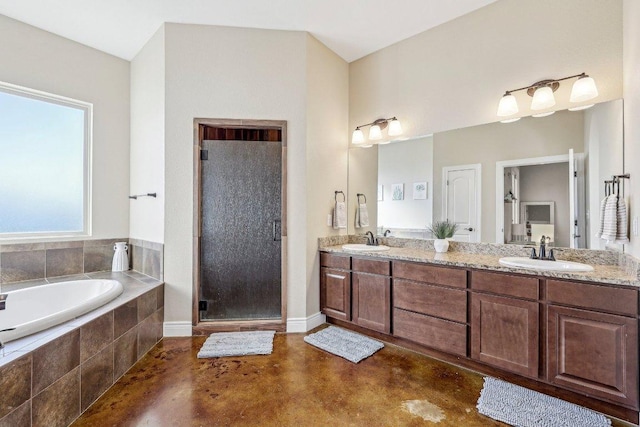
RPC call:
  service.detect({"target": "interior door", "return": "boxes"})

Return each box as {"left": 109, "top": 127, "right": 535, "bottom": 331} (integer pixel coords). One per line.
{"left": 200, "top": 138, "right": 282, "bottom": 321}
{"left": 444, "top": 166, "right": 479, "bottom": 242}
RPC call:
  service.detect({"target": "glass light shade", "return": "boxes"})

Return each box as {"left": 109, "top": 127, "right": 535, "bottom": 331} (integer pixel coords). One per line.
{"left": 500, "top": 117, "right": 521, "bottom": 124}
{"left": 369, "top": 125, "right": 382, "bottom": 140}
{"left": 361, "top": 144, "right": 373, "bottom": 148}
{"left": 497, "top": 94, "right": 519, "bottom": 117}
{"left": 352, "top": 128, "right": 365, "bottom": 144}
{"left": 378, "top": 140, "right": 391, "bottom": 145}
{"left": 532, "top": 111, "right": 555, "bottom": 118}
{"left": 570, "top": 76, "right": 598, "bottom": 103}
{"left": 530, "top": 86, "right": 556, "bottom": 110}
{"left": 387, "top": 119, "right": 402, "bottom": 136}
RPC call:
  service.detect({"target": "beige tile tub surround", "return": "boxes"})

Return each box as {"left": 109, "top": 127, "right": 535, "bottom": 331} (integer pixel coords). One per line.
{"left": 0, "top": 280, "right": 164, "bottom": 427}
{"left": 0, "top": 238, "right": 128, "bottom": 284}
{"left": 0, "top": 238, "right": 165, "bottom": 284}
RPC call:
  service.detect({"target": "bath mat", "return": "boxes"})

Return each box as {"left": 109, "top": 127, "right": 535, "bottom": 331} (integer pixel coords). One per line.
{"left": 304, "top": 326, "right": 384, "bottom": 363}
{"left": 197, "top": 330, "right": 276, "bottom": 358}
{"left": 477, "top": 377, "right": 611, "bottom": 427}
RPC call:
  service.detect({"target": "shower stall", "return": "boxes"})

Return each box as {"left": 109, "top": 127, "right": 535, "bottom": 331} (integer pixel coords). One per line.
{"left": 194, "top": 120, "right": 286, "bottom": 330}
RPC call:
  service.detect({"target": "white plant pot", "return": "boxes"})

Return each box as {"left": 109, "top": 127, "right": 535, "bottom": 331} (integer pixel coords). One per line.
{"left": 112, "top": 242, "right": 129, "bottom": 272}
{"left": 433, "top": 239, "right": 449, "bottom": 253}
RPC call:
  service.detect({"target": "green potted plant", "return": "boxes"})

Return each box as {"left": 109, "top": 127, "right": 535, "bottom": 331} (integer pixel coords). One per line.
{"left": 428, "top": 220, "right": 458, "bottom": 253}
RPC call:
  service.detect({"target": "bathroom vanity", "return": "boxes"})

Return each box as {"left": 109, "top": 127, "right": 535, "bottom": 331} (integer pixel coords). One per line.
{"left": 319, "top": 246, "right": 640, "bottom": 423}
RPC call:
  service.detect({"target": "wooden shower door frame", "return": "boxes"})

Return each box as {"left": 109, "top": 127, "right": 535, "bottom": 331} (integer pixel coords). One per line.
{"left": 192, "top": 118, "right": 288, "bottom": 333}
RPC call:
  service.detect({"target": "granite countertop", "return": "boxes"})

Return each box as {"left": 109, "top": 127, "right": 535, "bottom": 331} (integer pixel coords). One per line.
{"left": 320, "top": 244, "right": 640, "bottom": 288}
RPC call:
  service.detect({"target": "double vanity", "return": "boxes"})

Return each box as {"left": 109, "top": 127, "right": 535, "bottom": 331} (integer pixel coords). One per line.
{"left": 319, "top": 238, "right": 640, "bottom": 423}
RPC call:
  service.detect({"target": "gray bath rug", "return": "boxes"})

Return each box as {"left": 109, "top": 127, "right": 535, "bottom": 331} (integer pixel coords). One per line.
{"left": 304, "top": 326, "right": 384, "bottom": 363}
{"left": 477, "top": 377, "right": 611, "bottom": 427}
{"left": 197, "top": 330, "right": 276, "bottom": 358}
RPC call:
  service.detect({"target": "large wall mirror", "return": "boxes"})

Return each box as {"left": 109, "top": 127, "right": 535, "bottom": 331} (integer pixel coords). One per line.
{"left": 347, "top": 99, "right": 624, "bottom": 250}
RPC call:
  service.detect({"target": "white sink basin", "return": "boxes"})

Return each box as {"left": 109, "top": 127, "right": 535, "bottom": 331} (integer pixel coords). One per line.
{"left": 341, "top": 244, "right": 390, "bottom": 252}
{"left": 499, "top": 257, "right": 594, "bottom": 272}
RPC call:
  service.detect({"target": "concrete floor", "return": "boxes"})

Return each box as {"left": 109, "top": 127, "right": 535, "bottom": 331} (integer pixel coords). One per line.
{"left": 72, "top": 328, "right": 629, "bottom": 426}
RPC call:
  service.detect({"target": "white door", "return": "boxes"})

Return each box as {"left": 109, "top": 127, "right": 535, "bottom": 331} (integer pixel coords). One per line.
{"left": 569, "top": 149, "right": 586, "bottom": 248}
{"left": 444, "top": 165, "right": 480, "bottom": 242}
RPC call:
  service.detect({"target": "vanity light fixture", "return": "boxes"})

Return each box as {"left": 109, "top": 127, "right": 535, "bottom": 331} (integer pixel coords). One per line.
{"left": 497, "top": 72, "right": 598, "bottom": 122}
{"left": 352, "top": 117, "right": 402, "bottom": 147}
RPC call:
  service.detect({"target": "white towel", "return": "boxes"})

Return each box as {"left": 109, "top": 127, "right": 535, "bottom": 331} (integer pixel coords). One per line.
{"left": 333, "top": 201, "right": 347, "bottom": 229}
{"left": 600, "top": 194, "right": 617, "bottom": 241}
{"left": 615, "top": 197, "right": 629, "bottom": 243}
{"left": 600, "top": 194, "right": 628, "bottom": 243}
{"left": 357, "top": 203, "right": 369, "bottom": 227}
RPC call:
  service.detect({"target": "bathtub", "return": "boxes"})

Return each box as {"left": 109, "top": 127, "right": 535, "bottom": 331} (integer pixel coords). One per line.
{"left": 0, "top": 279, "right": 124, "bottom": 344}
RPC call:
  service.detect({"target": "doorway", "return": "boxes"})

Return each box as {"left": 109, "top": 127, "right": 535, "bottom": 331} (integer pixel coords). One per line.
{"left": 193, "top": 119, "right": 287, "bottom": 332}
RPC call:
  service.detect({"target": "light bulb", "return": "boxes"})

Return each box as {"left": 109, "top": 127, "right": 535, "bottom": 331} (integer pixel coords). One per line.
{"left": 369, "top": 125, "right": 382, "bottom": 140}
{"left": 570, "top": 76, "right": 598, "bottom": 103}
{"left": 497, "top": 93, "right": 519, "bottom": 117}
{"left": 531, "top": 86, "right": 556, "bottom": 110}
{"left": 352, "top": 128, "right": 364, "bottom": 144}
{"left": 387, "top": 119, "right": 402, "bottom": 136}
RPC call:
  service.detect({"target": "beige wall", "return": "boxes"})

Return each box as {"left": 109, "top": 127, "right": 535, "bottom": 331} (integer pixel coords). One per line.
{"left": 623, "top": 0, "right": 640, "bottom": 258}
{"left": 163, "top": 23, "right": 340, "bottom": 331}
{"left": 130, "top": 26, "right": 165, "bottom": 244}
{"left": 0, "top": 15, "right": 130, "bottom": 243}
{"left": 305, "top": 35, "right": 349, "bottom": 315}
{"left": 433, "top": 111, "right": 584, "bottom": 242}
{"left": 350, "top": 0, "right": 622, "bottom": 138}
{"left": 348, "top": 0, "right": 623, "bottom": 231}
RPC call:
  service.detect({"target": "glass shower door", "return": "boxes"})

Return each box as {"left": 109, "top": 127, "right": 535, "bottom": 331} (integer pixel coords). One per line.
{"left": 200, "top": 139, "right": 282, "bottom": 321}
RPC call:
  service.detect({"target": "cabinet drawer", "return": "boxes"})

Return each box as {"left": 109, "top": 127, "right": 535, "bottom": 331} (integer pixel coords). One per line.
{"left": 393, "top": 308, "right": 467, "bottom": 356}
{"left": 320, "top": 252, "right": 350, "bottom": 270}
{"left": 393, "top": 261, "right": 467, "bottom": 288}
{"left": 546, "top": 280, "right": 638, "bottom": 316}
{"left": 352, "top": 258, "right": 390, "bottom": 275}
{"left": 471, "top": 270, "right": 538, "bottom": 300}
{"left": 394, "top": 279, "right": 467, "bottom": 323}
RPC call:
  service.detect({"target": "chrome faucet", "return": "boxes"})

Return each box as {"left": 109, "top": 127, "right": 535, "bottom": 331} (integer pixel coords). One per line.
{"left": 525, "top": 236, "right": 557, "bottom": 261}
{"left": 365, "top": 231, "right": 378, "bottom": 246}
{"left": 538, "top": 235, "right": 546, "bottom": 260}
{"left": 383, "top": 229, "right": 391, "bottom": 237}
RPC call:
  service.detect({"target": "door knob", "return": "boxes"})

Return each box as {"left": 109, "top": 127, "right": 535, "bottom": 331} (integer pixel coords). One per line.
{"left": 464, "top": 227, "right": 474, "bottom": 231}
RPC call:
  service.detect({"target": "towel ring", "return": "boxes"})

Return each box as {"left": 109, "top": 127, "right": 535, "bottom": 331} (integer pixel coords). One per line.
{"left": 357, "top": 193, "right": 367, "bottom": 203}
{"left": 334, "top": 191, "right": 345, "bottom": 202}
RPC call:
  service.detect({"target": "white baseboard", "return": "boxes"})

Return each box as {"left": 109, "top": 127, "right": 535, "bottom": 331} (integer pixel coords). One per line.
{"left": 286, "top": 312, "right": 326, "bottom": 333}
{"left": 163, "top": 321, "right": 192, "bottom": 337}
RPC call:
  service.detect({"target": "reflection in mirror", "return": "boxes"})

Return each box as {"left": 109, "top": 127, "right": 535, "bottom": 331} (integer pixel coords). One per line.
{"left": 347, "top": 99, "right": 624, "bottom": 250}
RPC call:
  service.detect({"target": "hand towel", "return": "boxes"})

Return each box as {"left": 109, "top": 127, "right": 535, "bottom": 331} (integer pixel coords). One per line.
{"left": 358, "top": 203, "right": 369, "bottom": 227}
{"left": 600, "top": 194, "right": 618, "bottom": 241}
{"left": 333, "top": 201, "right": 347, "bottom": 229}
{"left": 615, "top": 197, "right": 629, "bottom": 243}
{"left": 595, "top": 195, "right": 607, "bottom": 238}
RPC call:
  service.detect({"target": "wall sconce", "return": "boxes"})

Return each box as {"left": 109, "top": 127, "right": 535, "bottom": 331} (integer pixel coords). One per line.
{"left": 497, "top": 72, "right": 598, "bottom": 122}
{"left": 352, "top": 117, "right": 402, "bottom": 147}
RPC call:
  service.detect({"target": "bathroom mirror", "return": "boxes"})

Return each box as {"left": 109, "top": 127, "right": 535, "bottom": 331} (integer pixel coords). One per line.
{"left": 347, "top": 99, "right": 624, "bottom": 250}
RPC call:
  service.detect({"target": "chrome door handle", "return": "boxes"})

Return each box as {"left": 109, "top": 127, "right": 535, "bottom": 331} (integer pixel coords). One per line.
{"left": 272, "top": 219, "right": 282, "bottom": 241}
{"left": 464, "top": 227, "right": 474, "bottom": 231}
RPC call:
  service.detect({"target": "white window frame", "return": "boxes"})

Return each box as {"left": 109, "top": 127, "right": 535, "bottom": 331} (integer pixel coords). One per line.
{"left": 0, "top": 81, "right": 93, "bottom": 240}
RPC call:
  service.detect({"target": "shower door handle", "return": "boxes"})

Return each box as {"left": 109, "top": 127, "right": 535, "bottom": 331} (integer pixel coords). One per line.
{"left": 272, "top": 219, "right": 282, "bottom": 241}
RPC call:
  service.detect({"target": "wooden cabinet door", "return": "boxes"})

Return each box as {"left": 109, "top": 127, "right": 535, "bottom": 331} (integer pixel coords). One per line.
{"left": 547, "top": 305, "right": 638, "bottom": 408}
{"left": 352, "top": 272, "right": 390, "bottom": 333}
{"left": 320, "top": 267, "right": 350, "bottom": 321}
{"left": 471, "top": 293, "right": 539, "bottom": 378}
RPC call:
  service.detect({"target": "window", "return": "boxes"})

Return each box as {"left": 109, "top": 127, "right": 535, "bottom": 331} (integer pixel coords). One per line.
{"left": 0, "top": 81, "right": 92, "bottom": 238}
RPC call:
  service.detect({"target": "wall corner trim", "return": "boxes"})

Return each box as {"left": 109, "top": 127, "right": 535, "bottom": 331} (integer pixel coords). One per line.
{"left": 163, "top": 321, "right": 192, "bottom": 337}
{"left": 286, "top": 312, "right": 326, "bottom": 333}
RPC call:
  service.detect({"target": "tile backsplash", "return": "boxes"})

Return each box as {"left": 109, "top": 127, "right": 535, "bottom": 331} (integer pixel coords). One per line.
{"left": 0, "top": 238, "right": 164, "bottom": 284}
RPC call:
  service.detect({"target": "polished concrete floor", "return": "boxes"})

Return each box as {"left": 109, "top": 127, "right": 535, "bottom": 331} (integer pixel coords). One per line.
{"left": 73, "top": 328, "right": 629, "bottom": 426}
